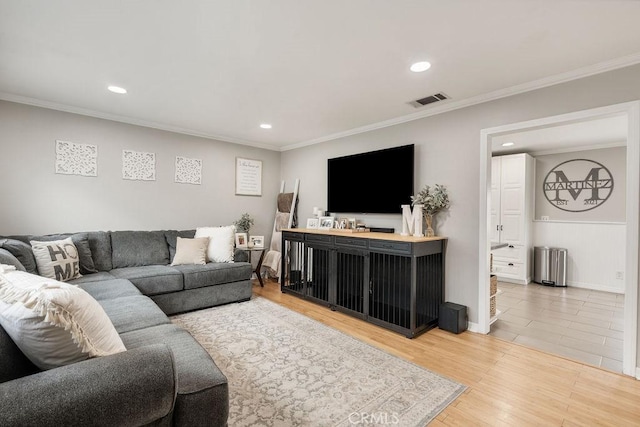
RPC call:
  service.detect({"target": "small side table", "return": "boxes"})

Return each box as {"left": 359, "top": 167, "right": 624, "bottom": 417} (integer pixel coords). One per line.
{"left": 240, "top": 246, "right": 267, "bottom": 287}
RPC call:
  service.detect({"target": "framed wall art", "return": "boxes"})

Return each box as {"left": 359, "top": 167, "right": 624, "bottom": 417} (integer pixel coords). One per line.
{"left": 235, "top": 157, "right": 262, "bottom": 196}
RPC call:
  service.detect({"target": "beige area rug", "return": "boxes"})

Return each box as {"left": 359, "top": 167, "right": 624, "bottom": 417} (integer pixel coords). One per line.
{"left": 171, "top": 297, "right": 466, "bottom": 426}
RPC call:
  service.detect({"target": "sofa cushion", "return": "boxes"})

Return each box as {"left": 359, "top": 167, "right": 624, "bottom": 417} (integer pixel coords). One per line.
{"left": 68, "top": 271, "right": 116, "bottom": 284}
{"left": 98, "top": 295, "right": 170, "bottom": 334}
{"left": 174, "top": 262, "right": 252, "bottom": 290}
{"left": 28, "top": 233, "right": 98, "bottom": 275}
{"left": 151, "top": 281, "right": 252, "bottom": 315}
{"left": 30, "top": 238, "right": 82, "bottom": 282}
{"left": 0, "top": 270, "right": 126, "bottom": 370}
{"left": 0, "top": 239, "right": 37, "bottom": 274}
{"left": 165, "top": 230, "right": 196, "bottom": 262}
{"left": 171, "top": 237, "right": 209, "bottom": 266}
{"left": 110, "top": 265, "right": 183, "bottom": 296}
{"left": 120, "top": 323, "right": 229, "bottom": 426}
{"left": 0, "top": 248, "right": 25, "bottom": 271}
{"left": 76, "top": 279, "right": 141, "bottom": 301}
{"left": 111, "top": 231, "right": 170, "bottom": 268}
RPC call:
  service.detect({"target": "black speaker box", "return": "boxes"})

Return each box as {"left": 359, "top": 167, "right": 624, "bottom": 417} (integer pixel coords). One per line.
{"left": 438, "top": 302, "right": 468, "bottom": 334}
{"left": 369, "top": 227, "right": 395, "bottom": 233}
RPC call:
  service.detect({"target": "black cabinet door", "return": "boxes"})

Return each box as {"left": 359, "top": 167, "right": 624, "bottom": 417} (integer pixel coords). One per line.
{"left": 335, "top": 248, "right": 368, "bottom": 318}
{"left": 281, "top": 236, "right": 306, "bottom": 296}
{"left": 368, "top": 252, "right": 412, "bottom": 330}
{"left": 305, "top": 243, "right": 333, "bottom": 305}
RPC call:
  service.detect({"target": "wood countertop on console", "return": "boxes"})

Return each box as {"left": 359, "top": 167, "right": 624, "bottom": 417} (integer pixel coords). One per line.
{"left": 282, "top": 228, "right": 446, "bottom": 243}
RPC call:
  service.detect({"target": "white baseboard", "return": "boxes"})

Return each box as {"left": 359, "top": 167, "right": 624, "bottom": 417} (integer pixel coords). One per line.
{"left": 568, "top": 280, "right": 625, "bottom": 294}
{"left": 636, "top": 367, "right": 640, "bottom": 380}
{"left": 495, "top": 277, "right": 528, "bottom": 285}
{"left": 467, "top": 321, "right": 482, "bottom": 333}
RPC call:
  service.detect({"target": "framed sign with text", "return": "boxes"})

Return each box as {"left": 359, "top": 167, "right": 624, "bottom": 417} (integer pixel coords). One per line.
{"left": 235, "top": 157, "right": 262, "bottom": 196}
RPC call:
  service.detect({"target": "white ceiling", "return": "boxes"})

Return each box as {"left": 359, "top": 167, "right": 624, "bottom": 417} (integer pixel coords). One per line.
{"left": 492, "top": 114, "right": 628, "bottom": 156}
{"left": 1, "top": 1, "right": 640, "bottom": 151}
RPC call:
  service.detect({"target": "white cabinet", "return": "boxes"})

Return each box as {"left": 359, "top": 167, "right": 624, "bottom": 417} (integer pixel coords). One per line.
{"left": 490, "top": 153, "right": 534, "bottom": 284}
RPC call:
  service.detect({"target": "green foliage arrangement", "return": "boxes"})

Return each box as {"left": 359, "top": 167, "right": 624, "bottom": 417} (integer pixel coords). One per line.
{"left": 411, "top": 184, "right": 451, "bottom": 216}
{"left": 234, "top": 213, "right": 254, "bottom": 233}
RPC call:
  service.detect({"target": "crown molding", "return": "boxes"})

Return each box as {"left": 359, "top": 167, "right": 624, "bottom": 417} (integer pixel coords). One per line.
{"left": 281, "top": 51, "right": 640, "bottom": 151}
{"left": 0, "top": 92, "right": 282, "bottom": 152}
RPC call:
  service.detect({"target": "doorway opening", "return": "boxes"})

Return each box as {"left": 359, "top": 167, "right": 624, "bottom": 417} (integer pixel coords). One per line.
{"left": 478, "top": 101, "right": 639, "bottom": 377}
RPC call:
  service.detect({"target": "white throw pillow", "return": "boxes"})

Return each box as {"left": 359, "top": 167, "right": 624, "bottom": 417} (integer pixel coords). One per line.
{"left": 30, "top": 237, "right": 82, "bottom": 282}
{"left": 0, "top": 269, "right": 126, "bottom": 370}
{"left": 195, "top": 225, "right": 236, "bottom": 263}
{"left": 171, "top": 237, "right": 209, "bottom": 266}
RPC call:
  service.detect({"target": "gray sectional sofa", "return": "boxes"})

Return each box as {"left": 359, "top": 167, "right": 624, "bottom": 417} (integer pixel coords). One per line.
{"left": 0, "top": 229, "right": 254, "bottom": 426}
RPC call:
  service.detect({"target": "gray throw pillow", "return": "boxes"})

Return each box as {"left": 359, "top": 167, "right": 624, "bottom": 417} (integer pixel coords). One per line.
{"left": 0, "top": 248, "right": 26, "bottom": 271}
{"left": 71, "top": 234, "right": 98, "bottom": 274}
{"left": 0, "top": 239, "right": 37, "bottom": 274}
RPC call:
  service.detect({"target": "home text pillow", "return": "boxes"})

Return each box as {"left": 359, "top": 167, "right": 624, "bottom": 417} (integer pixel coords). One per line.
{"left": 0, "top": 269, "right": 126, "bottom": 370}
{"left": 171, "top": 237, "right": 209, "bottom": 266}
{"left": 30, "top": 238, "right": 82, "bottom": 282}
{"left": 195, "top": 225, "right": 235, "bottom": 263}
{"left": 30, "top": 233, "right": 98, "bottom": 275}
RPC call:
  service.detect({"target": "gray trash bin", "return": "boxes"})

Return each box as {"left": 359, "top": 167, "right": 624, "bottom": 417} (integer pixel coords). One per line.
{"left": 533, "top": 246, "right": 567, "bottom": 287}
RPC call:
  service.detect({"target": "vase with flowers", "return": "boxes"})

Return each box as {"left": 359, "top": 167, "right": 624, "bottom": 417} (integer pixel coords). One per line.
{"left": 411, "top": 184, "right": 450, "bottom": 237}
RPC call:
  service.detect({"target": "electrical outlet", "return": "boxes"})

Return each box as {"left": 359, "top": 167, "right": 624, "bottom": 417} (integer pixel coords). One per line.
{"left": 541, "top": 216, "right": 550, "bottom": 221}
{"left": 616, "top": 271, "right": 624, "bottom": 280}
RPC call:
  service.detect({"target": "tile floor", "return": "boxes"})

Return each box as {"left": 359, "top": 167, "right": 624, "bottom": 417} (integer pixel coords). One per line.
{"left": 489, "top": 281, "right": 624, "bottom": 373}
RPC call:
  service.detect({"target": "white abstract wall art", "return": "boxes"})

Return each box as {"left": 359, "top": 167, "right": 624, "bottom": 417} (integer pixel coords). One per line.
{"left": 122, "top": 149, "right": 156, "bottom": 181}
{"left": 175, "top": 156, "right": 202, "bottom": 185}
{"left": 55, "top": 140, "right": 98, "bottom": 177}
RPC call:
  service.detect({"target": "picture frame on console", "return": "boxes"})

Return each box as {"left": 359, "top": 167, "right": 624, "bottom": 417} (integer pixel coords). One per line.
{"left": 235, "top": 232, "right": 247, "bottom": 247}
{"left": 249, "top": 235, "right": 264, "bottom": 248}
{"left": 318, "top": 216, "right": 335, "bottom": 230}
{"left": 306, "top": 218, "right": 319, "bottom": 229}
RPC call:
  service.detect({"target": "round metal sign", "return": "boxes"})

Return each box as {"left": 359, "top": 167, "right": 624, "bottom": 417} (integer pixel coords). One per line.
{"left": 543, "top": 159, "right": 614, "bottom": 212}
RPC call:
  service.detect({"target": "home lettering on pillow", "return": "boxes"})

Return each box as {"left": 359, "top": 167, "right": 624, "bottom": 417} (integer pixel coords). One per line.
{"left": 47, "top": 242, "right": 81, "bottom": 280}
{"left": 30, "top": 238, "right": 83, "bottom": 282}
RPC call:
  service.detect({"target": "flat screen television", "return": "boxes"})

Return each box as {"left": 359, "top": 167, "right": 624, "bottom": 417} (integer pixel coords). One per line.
{"left": 327, "top": 144, "right": 414, "bottom": 214}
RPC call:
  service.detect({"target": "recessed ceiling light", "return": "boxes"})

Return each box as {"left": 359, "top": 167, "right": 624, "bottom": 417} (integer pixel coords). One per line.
{"left": 410, "top": 61, "right": 431, "bottom": 72}
{"left": 107, "top": 85, "right": 127, "bottom": 94}
{"left": 260, "top": 124, "right": 272, "bottom": 129}
{"left": 502, "top": 142, "right": 515, "bottom": 147}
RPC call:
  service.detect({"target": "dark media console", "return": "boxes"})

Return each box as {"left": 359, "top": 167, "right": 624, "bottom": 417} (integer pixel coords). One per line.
{"left": 280, "top": 228, "right": 447, "bottom": 338}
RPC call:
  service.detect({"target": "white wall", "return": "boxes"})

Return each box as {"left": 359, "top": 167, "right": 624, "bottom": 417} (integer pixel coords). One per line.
{"left": 0, "top": 101, "right": 281, "bottom": 239}
{"left": 533, "top": 221, "right": 625, "bottom": 293}
{"left": 280, "top": 63, "right": 640, "bottom": 340}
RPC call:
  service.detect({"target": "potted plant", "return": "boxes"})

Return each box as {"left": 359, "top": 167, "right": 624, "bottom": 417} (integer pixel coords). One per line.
{"left": 234, "top": 213, "right": 254, "bottom": 234}
{"left": 411, "top": 184, "right": 450, "bottom": 237}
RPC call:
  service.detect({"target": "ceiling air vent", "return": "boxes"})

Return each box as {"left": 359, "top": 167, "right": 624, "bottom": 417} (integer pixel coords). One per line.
{"left": 411, "top": 92, "right": 449, "bottom": 108}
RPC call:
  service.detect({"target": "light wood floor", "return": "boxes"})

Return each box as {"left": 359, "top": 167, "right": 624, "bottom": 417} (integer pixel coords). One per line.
{"left": 253, "top": 279, "right": 640, "bottom": 426}
{"left": 490, "top": 281, "right": 624, "bottom": 373}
